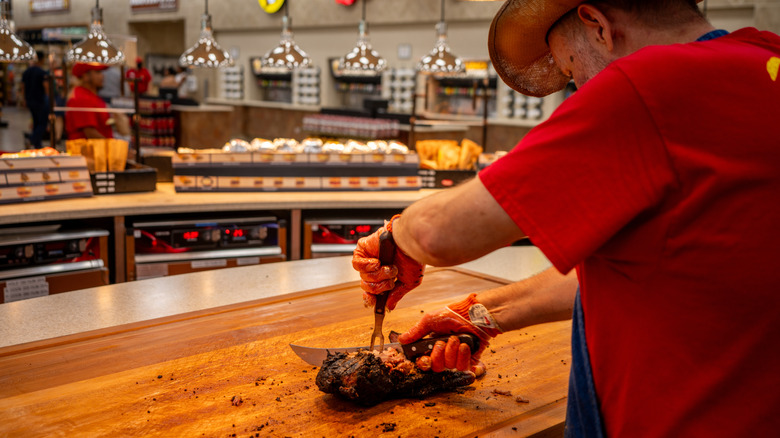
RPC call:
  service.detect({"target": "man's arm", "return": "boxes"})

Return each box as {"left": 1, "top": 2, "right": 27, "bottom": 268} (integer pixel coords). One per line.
{"left": 398, "top": 266, "right": 577, "bottom": 374}
{"left": 393, "top": 177, "right": 526, "bottom": 266}
{"left": 478, "top": 267, "right": 577, "bottom": 331}
{"left": 82, "top": 127, "right": 106, "bottom": 139}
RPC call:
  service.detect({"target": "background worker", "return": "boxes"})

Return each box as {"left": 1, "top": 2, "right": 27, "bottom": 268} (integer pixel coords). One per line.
{"left": 65, "top": 63, "right": 113, "bottom": 140}
{"left": 20, "top": 51, "right": 50, "bottom": 148}
{"left": 125, "top": 56, "right": 151, "bottom": 96}
{"left": 352, "top": 0, "right": 780, "bottom": 436}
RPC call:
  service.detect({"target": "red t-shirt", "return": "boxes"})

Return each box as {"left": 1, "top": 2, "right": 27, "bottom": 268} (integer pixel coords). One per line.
{"left": 126, "top": 67, "right": 152, "bottom": 94}
{"left": 65, "top": 86, "right": 113, "bottom": 139}
{"left": 480, "top": 28, "right": 780, "bottom": 436}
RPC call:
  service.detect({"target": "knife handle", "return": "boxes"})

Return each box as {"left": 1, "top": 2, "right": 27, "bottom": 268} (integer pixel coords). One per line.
{"left": 401, "top": 333, "right": 480, "bottom": 360}
{"left": 374, "top": 229, "right": 395, "bottom": 315}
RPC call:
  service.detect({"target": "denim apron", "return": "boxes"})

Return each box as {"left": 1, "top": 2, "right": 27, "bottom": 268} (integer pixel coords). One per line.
{"left": 563, "top": 289, "right": 605, "bottom": 437}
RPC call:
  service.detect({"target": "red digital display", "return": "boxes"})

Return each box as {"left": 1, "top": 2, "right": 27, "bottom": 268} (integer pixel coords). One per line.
{"left": 183, "top": 231, "right": 199, "bottom": 240}
{"left": 234, "top": 229, "right": 245, "bottom": 238}
{"left": 355, "top": 225, "right": 372, "bottom": 233}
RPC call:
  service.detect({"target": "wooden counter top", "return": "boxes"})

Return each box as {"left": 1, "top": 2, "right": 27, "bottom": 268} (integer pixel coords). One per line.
{"left": 0, "top": 262, "right": 568, "bottom": 437}
{"left": 0, "top": 183, "right": 439, "bottom": 225}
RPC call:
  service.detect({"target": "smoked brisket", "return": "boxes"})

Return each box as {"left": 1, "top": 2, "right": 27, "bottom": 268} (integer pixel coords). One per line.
{"left": 315, "top": 350, "right": 475, "bottom": 406}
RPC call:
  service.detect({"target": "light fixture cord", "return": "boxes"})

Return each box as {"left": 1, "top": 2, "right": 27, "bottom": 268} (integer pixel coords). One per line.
{"left": 362, "top": 0, "right": 366, "bottom": 22}
{"left": 440, "top": 0, "right": 445, "bottom": 23}
{"left": 205, "top": 0, "right": 208, "bottom": 15}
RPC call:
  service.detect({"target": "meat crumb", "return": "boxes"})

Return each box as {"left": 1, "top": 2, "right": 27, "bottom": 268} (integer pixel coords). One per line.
{"left": 515, "top": 396, "right": 530, "bottom": 403}
{"left": 493, "top": 389, "right": 513, "bottom": 397}
{"left": 231, "top": 396, "right": 243, "bottom": 406}
{"left": 424, "top": 402, "right": 436, "bottom": 407}
{"left": 380, "top": 422, "right": 396, "bottom": 432}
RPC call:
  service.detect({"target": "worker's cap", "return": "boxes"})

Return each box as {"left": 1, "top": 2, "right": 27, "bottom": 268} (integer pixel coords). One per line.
{"left": 72, "top": 63, "right": 109, "bottom": 78}
{"left": 135, "top": 56, "right": 143, "bottom": 64}
{"left": 488, "top": 0, "right": 704, "bottom": 97}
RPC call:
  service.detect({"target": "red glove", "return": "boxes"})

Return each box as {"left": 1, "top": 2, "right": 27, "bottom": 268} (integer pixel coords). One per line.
{"left": 352, "top": 215, "right": 425, "bottom": 310}
{"left": 398, "top": 293, "right": 502, "bottom": 377}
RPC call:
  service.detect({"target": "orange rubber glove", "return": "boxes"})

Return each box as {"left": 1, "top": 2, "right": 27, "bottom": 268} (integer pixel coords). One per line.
{"left": 352, "top": 214, "right": 425, "bottom": 310}
{"left": 398, "top": 293, "right": 502, "bottom": 377}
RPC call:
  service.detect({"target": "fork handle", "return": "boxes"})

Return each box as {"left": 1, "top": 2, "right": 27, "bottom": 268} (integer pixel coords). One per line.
{"left": 375, "top": 229, "right": 395, "bottom": 315}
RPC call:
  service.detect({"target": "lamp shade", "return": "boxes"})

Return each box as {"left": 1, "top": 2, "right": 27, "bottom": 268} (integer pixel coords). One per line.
{"left": 179, "top": 13, "right": 233, "bottom": 68}
{"left": 338, "top": 21, "right": 386, "bottom": 75}
{"left": 66, "top": 5, "right": 124, "bottom": 65}
{"left": 337, "top": 0, "right": 385, "bottom": 76}
{"left": 260, "top": 15, "right": 310, "bottom": 73}
{"left": 0, "top": 1, "right": 34, "bottom": 63}
{"left": 417, "top": 21, "right": 464, "bottom": 75}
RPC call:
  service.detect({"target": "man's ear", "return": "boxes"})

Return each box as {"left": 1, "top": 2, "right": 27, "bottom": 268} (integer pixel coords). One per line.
{"left": 577, "top": 4, "right": 615, "bottom": 52}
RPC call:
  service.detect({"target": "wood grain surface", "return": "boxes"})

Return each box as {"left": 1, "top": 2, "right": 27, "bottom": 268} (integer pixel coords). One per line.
{"left": 0, "top": 268, "right": 571, "bottom": 437}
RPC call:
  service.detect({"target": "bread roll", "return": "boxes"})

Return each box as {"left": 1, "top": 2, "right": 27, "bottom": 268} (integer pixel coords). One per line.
{"left": 458, "top": 139, "right": 483, "bottom": 170}
{"left": 437, "top": 142, "right": 461, "bottom": 170}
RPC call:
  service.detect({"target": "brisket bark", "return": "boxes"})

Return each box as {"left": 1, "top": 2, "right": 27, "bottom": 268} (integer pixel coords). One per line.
{"left": 315, "top": 350, "right": 475, "bottom": 406}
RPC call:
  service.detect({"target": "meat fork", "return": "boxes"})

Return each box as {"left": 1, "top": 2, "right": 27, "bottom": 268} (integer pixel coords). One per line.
{"left": 369, "top": 229, "right": 395, "bottom": 352}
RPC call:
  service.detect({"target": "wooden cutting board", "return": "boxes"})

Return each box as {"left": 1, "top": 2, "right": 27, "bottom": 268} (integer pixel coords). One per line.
{"left": 0, "top": 267, "right": 571, "bottom": 437}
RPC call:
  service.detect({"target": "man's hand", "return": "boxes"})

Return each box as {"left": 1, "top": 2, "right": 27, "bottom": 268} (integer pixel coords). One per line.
{"left": 352, "top": 215, "right": 425, "bottom": 310}
{"left": 398, "top": 294, "right": 503, "bottom": 377}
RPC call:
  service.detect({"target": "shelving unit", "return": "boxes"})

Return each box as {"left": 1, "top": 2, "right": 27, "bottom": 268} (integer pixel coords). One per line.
{"left": 494, "top": 79, "right": 567, "bottom": 125}
{"left": 292, "top": 67, "right": 320, "bottom": 106}
{"left": 328, "top": 58, "right": 383, "bottom": 110}
{"left": 134, "top": 97, "right": 176, "bottom": 148}
{"left": 382, "top": 68, "right": 415, "bottom": 114}
{"left": 219, "top": 66, "right": 244, "bottom": 100}
{"left": 249, "top": 58, "right": 320, "bottom": 106}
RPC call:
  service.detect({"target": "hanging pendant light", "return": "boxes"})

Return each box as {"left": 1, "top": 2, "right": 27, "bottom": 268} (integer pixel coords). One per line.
{"left": 337, "top": 0, "right": 386, "bottom": 76}
{"left": 66, "top": 0, "right": 124, "bottom": 65}
{"left": 180, "top": 0, "right": 234, "bottom": 68}
{"left": 0, "top": 0, "right": 35, "bottom": 63}
{"left": 260, "top": 0, "right": 311, "bottom": 74}
{"left": 417, "top": 0, "right": 464, "bottom": 75}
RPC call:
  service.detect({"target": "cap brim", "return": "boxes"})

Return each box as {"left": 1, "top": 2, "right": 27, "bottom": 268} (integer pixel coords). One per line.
{"left": 489, "top": 0, "right": 579, "bottom": 97}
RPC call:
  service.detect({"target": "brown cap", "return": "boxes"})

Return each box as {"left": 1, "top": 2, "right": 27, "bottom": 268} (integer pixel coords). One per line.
{"left": 488, "top": 0, "right": 704, "bottom": 97}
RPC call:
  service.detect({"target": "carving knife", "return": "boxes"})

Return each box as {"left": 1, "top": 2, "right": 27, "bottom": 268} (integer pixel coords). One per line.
{"left": 290, "top": 333, "right": 480, "bottom": 367}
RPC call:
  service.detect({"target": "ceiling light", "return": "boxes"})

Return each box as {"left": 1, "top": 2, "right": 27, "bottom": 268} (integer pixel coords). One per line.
{"left": 0, "top": 0, "right": 35, "bottom": 63}
{"left": 417, "top": 0, "right": 464, "bottom": 76}
{"left": 337, "top": 0, "right": 386, "bottom": 76}
{"left": 260, "top": 0, "right": 311, "bottom": 73}
{"left": 65, "top": 0, "right": 125, "bottom": 66}
{"left": 179, "top": 0, "right": 234, "bottom": 68}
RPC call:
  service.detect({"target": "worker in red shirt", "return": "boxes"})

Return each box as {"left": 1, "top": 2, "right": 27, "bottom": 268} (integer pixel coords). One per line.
{"left": 66, "top": 63, "right": 113, "bottom": 139}
{"left": 126, "top": 56, "right": 151, "bottom": 95}
{"left": 352, "top": 0, "right": 780, "bottom": 436}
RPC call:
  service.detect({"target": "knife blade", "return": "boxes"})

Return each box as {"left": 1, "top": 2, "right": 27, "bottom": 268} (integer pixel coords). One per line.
{"left": 290, "top": 333, "right": 480, "bottom": 366}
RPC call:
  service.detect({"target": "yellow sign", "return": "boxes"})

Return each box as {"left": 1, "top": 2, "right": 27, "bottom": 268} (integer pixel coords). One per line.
{"left": 464, "top": 60, "right": 489, "bottom": 73}
{"left": 259, "top": 0, "right": 285, "bottom": 14}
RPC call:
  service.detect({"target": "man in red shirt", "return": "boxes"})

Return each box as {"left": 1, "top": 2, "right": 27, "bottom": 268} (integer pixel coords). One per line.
{"left": 352, "top": 0, "right": 780, "bottom": 436}
{"left": 66, "top": 63, "right": 113, "bottom": 139}
{"left": 125, "top": 56, "right": 151, "bottom": 95}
